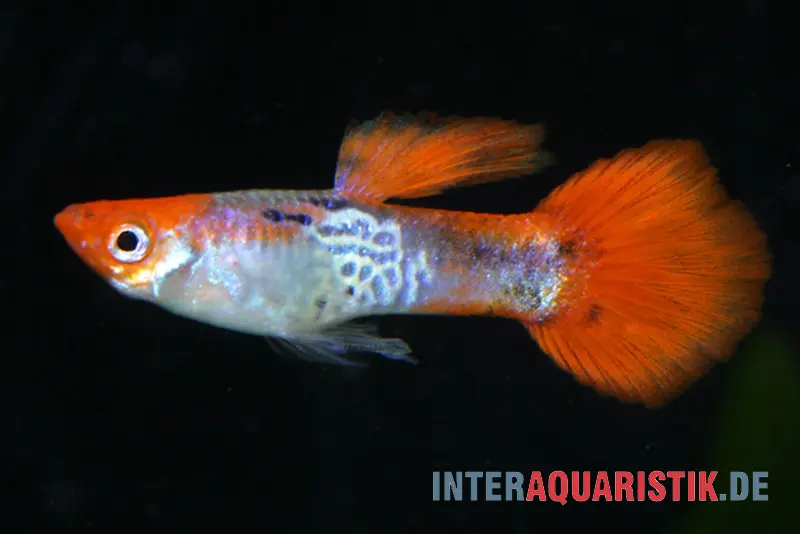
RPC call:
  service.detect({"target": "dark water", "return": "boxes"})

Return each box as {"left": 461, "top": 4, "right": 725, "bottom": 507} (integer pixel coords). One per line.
{"left": 2, "top": 1, "right": 796, "bottom": 532}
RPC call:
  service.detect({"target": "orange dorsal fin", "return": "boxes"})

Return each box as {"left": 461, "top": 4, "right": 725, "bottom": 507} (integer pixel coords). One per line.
{"left": 333, "top": 112, "right": 549, "bottom": 203}
{"left": 524, "top": 140, "right": 770, "bottom": 407}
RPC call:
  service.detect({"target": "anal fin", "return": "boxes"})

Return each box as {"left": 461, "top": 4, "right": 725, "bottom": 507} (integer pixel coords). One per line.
{"left": 266, "top": 321, "right": 416, "bottom": 366}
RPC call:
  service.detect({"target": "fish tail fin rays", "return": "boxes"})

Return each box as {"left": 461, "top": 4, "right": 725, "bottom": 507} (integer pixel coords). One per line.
{"left": 523, "top": 140, "right": 771, "bottom": 407}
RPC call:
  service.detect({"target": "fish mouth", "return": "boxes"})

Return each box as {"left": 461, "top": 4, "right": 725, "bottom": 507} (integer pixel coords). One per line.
{"left": 54, "top": 205, "right": 85, "bottom": 251}
{"left": 53, "top": 207, "right": 72, "bottom": 233}
{"left": 53, "top": 205, "right": 106, "bottom": 275}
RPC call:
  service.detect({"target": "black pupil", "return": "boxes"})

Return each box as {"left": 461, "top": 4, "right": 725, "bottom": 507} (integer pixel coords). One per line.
{"left": 116, "top": 230, "right": 139, "bottom": 252}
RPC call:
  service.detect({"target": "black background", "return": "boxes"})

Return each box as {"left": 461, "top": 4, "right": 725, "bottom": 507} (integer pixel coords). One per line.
{"left": 3, "top": 1, "right": 797, "bottom": 532}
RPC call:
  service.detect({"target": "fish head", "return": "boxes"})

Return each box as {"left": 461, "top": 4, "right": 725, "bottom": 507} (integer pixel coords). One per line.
{"left": 54, "top": 194, "right": 212, "bottom": 299}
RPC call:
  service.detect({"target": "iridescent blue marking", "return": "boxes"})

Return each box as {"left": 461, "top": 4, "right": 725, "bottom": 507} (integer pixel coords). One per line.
{"left": 340, "top": 262, "right": 356, "bottom": 277}
{"left": 371, "top": 275, "right": 388, "bottom": 303}
{"left": 384, "top": 267, "right": 398, "bottom": 286}
{"left": 373, "top": 231, "right": 395, "bottom": 246}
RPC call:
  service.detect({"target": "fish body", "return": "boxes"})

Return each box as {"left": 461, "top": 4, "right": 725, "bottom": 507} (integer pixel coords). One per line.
{"left": 55, "top": 112, "right": 771, "bottom": 406}
{"left": 56, "top": 187, "right": 566, "bottom": 359}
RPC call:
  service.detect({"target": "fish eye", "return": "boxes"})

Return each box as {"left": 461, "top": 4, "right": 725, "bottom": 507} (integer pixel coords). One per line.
{"left": 109, "top": 223, "right": 150, "bottom": 263}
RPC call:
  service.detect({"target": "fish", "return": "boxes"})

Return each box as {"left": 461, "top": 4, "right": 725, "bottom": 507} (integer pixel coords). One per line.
{"left": 54, "top": 112, "right": 771, "bottom": 407}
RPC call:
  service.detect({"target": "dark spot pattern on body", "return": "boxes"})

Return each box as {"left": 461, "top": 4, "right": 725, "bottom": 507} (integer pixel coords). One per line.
{"left": 262, "top": 209, "right": 283, "bottom": 222}
{"left": 359, "top": 265, "right": 373, "bottom": 281}
{"left": 472, "top": 242, "right": 510, "bottom": 264}
{"left": 355, "top": 219, "right": 372, "bottom": 239}
{"left": 509, "top": 281, "right": 542, "bottom": 310}
{"left": 471, "top": 243, "right": 494, "bottom": 261}
{"left": 308, "top": 196, "right": 350, "bottom": 211}
{"left": 373, "top": 251, "right": 398, "bottom": 265}
{"left": 286, "top": 213, "right": 312, "bottom": 226}
{"left": 372, "top": 231, "right": 395, "bottom": 246}
{"left": 261, "top": 209, "right": 313, "bottom": 226}
{"left": 557, "top": 239, "right": 577, "bottom": 258}
{"left": 318, "top": 224, "right": 358, "bottom": 237}
{"left": 329, "top": 243, "right": 397, "bottom": 265}
{"left": 340, "top": 262, "right": 356, "bottom": 277}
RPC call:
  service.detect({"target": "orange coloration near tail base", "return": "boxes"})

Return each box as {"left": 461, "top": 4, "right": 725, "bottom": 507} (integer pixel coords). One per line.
{"left": 525, "top": 141, "right": 770, "bottom": 407}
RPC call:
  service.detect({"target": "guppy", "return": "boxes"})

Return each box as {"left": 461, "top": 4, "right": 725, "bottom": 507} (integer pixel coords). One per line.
{"left": 55, "top": 112, "right": 771, "bottom": 407}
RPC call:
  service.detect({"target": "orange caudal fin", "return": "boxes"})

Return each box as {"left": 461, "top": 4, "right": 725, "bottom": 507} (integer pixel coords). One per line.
{"left": 526, "top": 140, "right": 771, "bottom": 407}
{"left": 333, "top": 112, "right": 550, "bottom": 203}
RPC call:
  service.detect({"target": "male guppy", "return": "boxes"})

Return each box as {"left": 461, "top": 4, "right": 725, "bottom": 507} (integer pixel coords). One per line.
{"left": 54, "top": 113, "right": 771, "bottom": 407}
